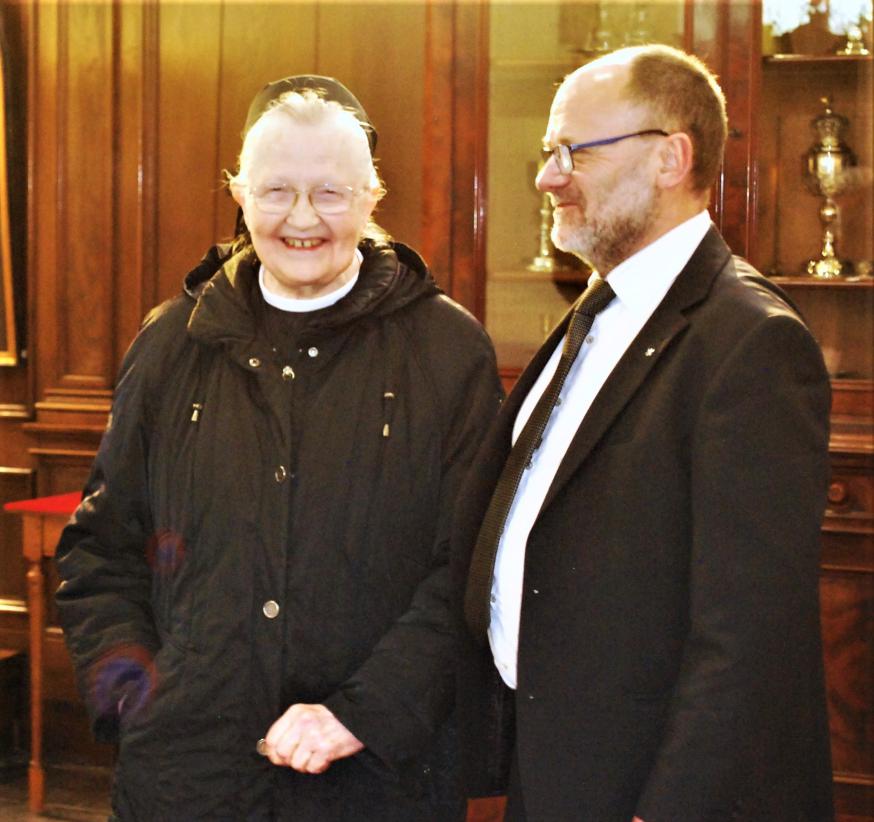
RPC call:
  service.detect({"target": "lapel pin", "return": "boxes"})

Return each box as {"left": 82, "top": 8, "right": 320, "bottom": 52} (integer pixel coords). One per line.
{"left": 645, "top": 347, "right": 656, "bottom": 357}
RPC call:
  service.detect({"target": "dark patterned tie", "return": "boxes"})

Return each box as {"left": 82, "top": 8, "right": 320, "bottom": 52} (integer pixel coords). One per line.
{"left": 464, "top": 277, "right": 616, "bottom": 640}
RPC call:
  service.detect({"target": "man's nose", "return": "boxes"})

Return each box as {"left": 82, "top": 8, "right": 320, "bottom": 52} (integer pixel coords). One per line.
{"left": 535, "top": 156, "right": 566, "bottom": 192}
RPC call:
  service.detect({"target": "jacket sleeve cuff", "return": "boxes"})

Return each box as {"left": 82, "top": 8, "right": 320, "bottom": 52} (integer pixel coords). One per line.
{"left": 322, "top": 687, "right": 432, "bottom": 770}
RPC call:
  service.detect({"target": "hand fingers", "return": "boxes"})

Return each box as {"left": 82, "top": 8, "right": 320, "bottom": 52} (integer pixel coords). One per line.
{"left": 288, "top": 721, "right": 324, "bottom": 771}
{"left": 274, "top": 713, "right": 320, "bottom": 768}
{"left": 299, "top": 727, "right": 348, "bottom": 774}
{"left": 264, "top": 703, "right": 305, "bottom": 750}
{"left": 262, "top": 707, "right": 310, "bottom": 766}
{"left": 261, "top": 704, "right": 363, "bottom": 772}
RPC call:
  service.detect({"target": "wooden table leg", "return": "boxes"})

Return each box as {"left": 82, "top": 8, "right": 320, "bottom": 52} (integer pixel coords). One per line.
{"left": 25, "top": 524, "right": 45, "bottom": 814}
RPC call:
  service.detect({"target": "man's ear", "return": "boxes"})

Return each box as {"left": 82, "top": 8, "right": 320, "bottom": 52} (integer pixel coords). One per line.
{"left": 656, "top": 132, "right": 694, "bottom": 190}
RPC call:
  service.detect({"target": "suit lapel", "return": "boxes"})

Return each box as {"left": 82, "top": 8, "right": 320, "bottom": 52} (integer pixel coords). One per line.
{"left": 539, "top": 226, "right": 733, "bottom": 513}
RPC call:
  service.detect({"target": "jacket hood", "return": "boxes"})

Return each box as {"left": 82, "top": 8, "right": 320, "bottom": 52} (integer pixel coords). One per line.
{"left": 184, "top": 240, "right": 442, "bottom": 348}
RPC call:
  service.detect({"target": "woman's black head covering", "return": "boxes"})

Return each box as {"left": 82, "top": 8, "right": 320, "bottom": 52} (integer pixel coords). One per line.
{"left": 242, "top": 74, "right": 377, "bottom": 152}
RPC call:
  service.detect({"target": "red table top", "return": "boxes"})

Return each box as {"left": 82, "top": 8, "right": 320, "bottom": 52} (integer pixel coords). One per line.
{"left": 3, "top": 491, "right": 81, "bottom": 516}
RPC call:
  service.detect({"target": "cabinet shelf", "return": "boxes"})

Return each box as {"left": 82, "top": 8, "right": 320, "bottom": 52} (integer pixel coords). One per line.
{"left": 490, "top": 58, "right": 576, "bottom": 71}
{"left": 769, "top": 276, "right": 874, "bottom": 288}
{"left": 765, "top": 53, "right": 873, "bottom": 64}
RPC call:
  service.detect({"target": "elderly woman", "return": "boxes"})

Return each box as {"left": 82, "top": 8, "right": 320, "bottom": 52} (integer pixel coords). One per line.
{"left": 54, "top": 76, "right": 500, "bottom": 821}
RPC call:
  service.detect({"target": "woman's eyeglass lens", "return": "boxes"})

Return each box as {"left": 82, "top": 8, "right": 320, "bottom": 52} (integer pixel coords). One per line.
{"left": 252, "top": 184, "right": 357, "bottom": 215}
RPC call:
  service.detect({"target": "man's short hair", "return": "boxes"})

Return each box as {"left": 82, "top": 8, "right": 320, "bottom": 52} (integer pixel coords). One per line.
{"left": 624, "top": 45, "right": 728, "bottom": 192}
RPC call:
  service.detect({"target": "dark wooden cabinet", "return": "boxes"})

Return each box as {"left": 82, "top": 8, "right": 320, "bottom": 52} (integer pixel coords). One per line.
{"left": 716, "top": 12, "right": 872, "bottom": 818}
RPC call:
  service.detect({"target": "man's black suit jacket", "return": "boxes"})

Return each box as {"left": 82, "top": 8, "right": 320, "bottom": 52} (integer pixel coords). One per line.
{"left": 452, "top": 227, "right": 835, "bottom": 822}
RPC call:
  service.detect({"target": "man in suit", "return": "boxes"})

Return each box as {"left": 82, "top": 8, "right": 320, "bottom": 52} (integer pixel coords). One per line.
{"left": 454, "top": 45, "right": 834, "bottom": 821}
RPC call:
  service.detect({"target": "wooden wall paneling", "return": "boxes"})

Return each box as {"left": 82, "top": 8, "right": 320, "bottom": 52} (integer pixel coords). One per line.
{"left": 22, "top": 1, "right": 113, "bottom": 497}
{"left": 421, "top": 0, "right": 455, "bottom": 293}
{"left": 0, "top": 466, "right": 34, "bottom": 606}
{"left": 0, "top": 414, "right": 30, "bottom": 465}
{"left": 30, "top": 0, "right": 60, "bottom": 408}
{"left": 155, "top": 2, "right": 224, "bottom": 304}
{"left": 215, "top": 1, "right": 319, "bottom": 245}
{"left": 316, "top": 2, "right": 426, "bottom": 254}
{"left": 56, "top": 2, "right": 115, "bottom": 393}
{"left": 116, "top": 0, "right": 160, "bottom": 359}
{"left": 28, "top": 449, "right": 91, "bottom": 498}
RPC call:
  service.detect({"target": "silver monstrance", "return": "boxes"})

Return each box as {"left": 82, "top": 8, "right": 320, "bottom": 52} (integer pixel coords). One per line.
{"left": 803, "top": 97, "right": 857, "bottom": 278}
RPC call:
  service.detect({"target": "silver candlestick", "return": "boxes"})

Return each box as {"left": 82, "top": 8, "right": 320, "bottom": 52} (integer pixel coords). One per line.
{"left": 527, "top": 192, "right": 570, "bottom": 273}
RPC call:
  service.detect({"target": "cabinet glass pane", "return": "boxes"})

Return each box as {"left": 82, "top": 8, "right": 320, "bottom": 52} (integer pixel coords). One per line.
{"left": 757, "top": 11, "right": 873, "bottom": 382}
{"left": 485, "top": 0, "right": 685, "bottom": 370}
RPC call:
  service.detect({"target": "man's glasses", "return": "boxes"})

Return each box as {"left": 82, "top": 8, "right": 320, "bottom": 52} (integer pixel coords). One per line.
{"left": 542, "top": 129, "right": 669, "bottom": 175}
{"left": 249, "top": 183, "right": 364, "bottom": 215}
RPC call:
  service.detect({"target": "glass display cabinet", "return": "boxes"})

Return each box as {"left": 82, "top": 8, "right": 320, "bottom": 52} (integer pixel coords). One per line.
{"left": 484, "top": 1, "right": 687, "bottom": 370}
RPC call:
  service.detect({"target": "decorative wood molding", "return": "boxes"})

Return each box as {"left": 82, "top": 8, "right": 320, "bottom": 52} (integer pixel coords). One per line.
{"left": 0, "top": 596, "right": 26, "bottom": 614}
{"left": 450, "top": 0, "right": 489, "bottom": 320}
{"left": 0, "top": 402, "right": 29, "bottom": 418}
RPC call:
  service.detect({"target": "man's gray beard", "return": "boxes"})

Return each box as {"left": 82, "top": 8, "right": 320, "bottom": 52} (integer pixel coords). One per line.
{"left": 552, "top": 185, "right": 659, "bottom": 274}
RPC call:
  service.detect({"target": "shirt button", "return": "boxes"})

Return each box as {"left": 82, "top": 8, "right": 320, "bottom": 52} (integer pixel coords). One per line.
{"left": 256, "top": 738, "right": 268, "bottom": 756}
{"left": 262, "top": 600, "right": 280, "bottom": 619}
{"left": 281, "top": 365, "right": 295, "bottom": 381}
{"left": 307, "top": 346, "right": 319, "bottom": 358}
{"left": 248, "top": 357, "right": 261, "bottom": 368}
{"left": 586, "top": 336, "right": 594, "bottom": 344}
{"left": 274, "top": 465, "right": 288, "bottom": 483}
{"left": 490, "top": 594, "right": 496, "bottom": 603}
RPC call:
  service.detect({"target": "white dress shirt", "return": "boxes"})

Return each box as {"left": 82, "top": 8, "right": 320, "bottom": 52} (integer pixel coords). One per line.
{"left": 489, "top": 210, "right": 712, "bottom": 688}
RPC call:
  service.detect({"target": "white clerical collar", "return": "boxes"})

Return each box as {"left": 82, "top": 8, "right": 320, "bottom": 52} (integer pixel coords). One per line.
{"left": 599, "top": 210, "right": 711, "bottom": 320}
{"left": 258, "top": 249, "right": 362, "bottom": 313}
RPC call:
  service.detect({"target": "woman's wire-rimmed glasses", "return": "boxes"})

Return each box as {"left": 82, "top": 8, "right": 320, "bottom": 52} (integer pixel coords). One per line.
{"left": 542, "top": 129, "right": 670, "bottom": 175}
{"left": 249, "top": 183, "right": 365, "bottom": 215}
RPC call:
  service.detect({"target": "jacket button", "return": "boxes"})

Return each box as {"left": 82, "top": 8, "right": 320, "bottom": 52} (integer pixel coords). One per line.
{"left": 248, "top": 357, "right": 261, "bottom": 368}
{"left": 281, "top": 365, "right": 295, "bottom": 381}
{"left": 256, "top": 738, "right": 268, "bottom": 756}
{"left": 262, "top": 600, "right": 280, "bottom": 619}
{"left": 274, "top": 465, "right": 288, "bottom": 483}
{"left": 532, "top": 588, "right": 540, "bottom": 595}
{"left": 307, "top": 346, "right": 319, "bottom": 358}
